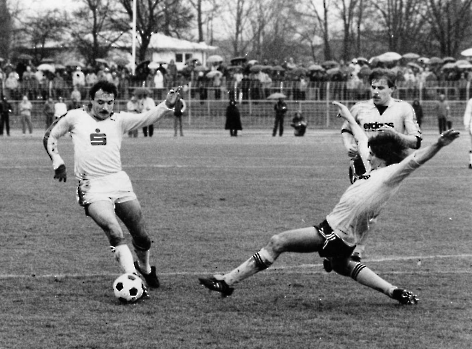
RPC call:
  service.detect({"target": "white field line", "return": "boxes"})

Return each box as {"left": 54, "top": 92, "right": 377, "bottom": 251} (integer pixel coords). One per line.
{"left": 1, "top": 254, "right": 471, "bottom": 279}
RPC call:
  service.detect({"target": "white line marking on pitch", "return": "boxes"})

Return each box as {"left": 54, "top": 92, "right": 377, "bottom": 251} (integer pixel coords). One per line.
{"left": 0, "top": 254, "right": 470, "bottom": 279}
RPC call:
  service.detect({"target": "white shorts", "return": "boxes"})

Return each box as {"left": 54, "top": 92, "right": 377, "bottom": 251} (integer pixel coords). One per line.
{"left": 76, "top": 171, "right": 137, "bottom": 208}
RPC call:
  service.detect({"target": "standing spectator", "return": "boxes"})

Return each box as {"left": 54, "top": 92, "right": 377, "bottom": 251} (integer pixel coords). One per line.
{"left": 126, "top": 95, "right": 140, "bottom": 138}
{"left": 43, "top": 97, "right": 55, "bottom": 129}
{"left": 70, "top": 86, "right": 82, "bottom": 103}
{"left": 463, "top": 97, "right": 472, "bottom": 169}
{"left": 225, "top": 99, "right": 242, "bottom": 137}
{"left": 19, "top": 95, "right": 33, "bottom": 135}
{"left": 53, "top": 72, "right": 66, "bottom": 99}
{"left": 72, "top": 67, "right": 86, "bottom": 91}
{"left": 85, "top": 69, "right": 98, "bottom": 88}
{"left": 54, "top": 97, "right": 68, "bottom": 119}
{"left": 173, "top": 97, "right": 186, "bottom": 137}
{"left": 0, "top": 95, "right": 13, "bottom": 136}
{"left": 153, "top": 69, "right": 164, "bottom": 100}
{"left": 434, "top": 93, "right": 451, "bottom": 134}
{"left": 273, "top": 97, "right": 288, "bottom": 136}
{"left": 167, "top": 60, "right": 178, "bottom": 88}
{"left": 412, "top": 99, "right": 424, "bottom": 128}
{"left": 139, "top": 90, "right": 156, "bottom": 137}
{"left": 5, "top": 72, "right": 19, "bottom": 100}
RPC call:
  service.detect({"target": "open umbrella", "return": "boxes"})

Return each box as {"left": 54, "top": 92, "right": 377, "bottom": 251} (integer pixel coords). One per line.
{"left": 442, "top": 57, "right": 456, "bottom": 63}
{"left": 460, "top": 48, "right": 472, "bottom": 57}
{"left": 193, "top": 65, "right": 208, "bottom": 72}
{"left": 18, "top": 53, "right": 33, "bottom": 60}
{"left": 0, "top": 57, "right": 4, "bottom": 63}
{"left": 322, "top": 60, "right": 339, "bottom": 68}
{"left": 428, "top": 57, "right": 443, "bottom": 64}
{"left": 207, "top": 55, "right": 224, "bottom": 63}
{"left": 291, "top": 67, "right": 308, "bottom": 76}
{"left": 249, "top": 64, "right": 264, "bottom": 72}
{"left": 113, "top": 57, "right": 129, "bottom": 66}
{"left": 148, "top": 61, "right": 161, "bottom": 69}
{"left": 377, "top": 52, "right": 402, "bottom": 62}
{"left": 308, "top": 64, "right": 324, "bottom": 71}
{"left": 440, "top": 62, "right": 456, "bottom": 70}
{"left": 356, "top": 57, "right": 369, "bottom": 64}
{"left": 457, "top": 62, "right": 472, "bottom": 69}
{"left": 271, "top": 65, "right": 285, "bottom": 71}
{"left": 417, "top": 57, "right": 429, "bottom": 64}
{"left": 95, "top": 58, "right": 109, "bottom": 65}
{"left": 185, "top": 57, "right": 199, "bottom": 65}
{"left": 358, "top": 66, "right": 372, "bottom": 77}
{"left": 267, "top": 92, "right": 287, "bottom": 100}
{"left": 230, "top": 56, "right": 247, "bottom": 64}
{"left": 206, "top": 70, "right": 223, "bottom": 78}
{"left": 65, "top": 60, "right": 85, "bottom": 67}
{"left": 40, "top": 58, "right": 55, "bottom": 64}
{"left": 407, "top": 62, "right": 422, "bottom": 70}
{"left": 402, "top": 53, "right": 419, "bottom": 59}
{"left": 55, "top": 63, "right": 66, "bottom": 70}
{"left": 37, "top": 63, "right": 56, "bottom": 73}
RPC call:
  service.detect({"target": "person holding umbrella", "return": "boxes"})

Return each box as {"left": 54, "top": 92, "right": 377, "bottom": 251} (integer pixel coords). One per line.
{"left": 272, "top": 94, "right": 288, "bottom": 136}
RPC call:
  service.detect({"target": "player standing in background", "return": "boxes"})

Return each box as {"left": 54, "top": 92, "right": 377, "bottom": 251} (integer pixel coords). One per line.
{"left": 199, "top": 101, "right": 459, "bottom": 304}
{"left": 336, "top": 68, "right": 422, "bottom": 264}
{"left": 463, "top": 97, "right": 472, "bottom": 169}
{"left": 43, "top": 81, "right": 181, "bottom": 296}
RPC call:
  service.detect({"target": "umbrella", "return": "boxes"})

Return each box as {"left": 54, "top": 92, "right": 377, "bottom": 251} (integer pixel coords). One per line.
{"left": 428, "top": 57, "right": 443, "bottom": 64}
{"left": 407, "top": 62, "right": 422, "bottom": 70}
{"left": 460, "top": 48, "right": 472, "bottom": 57}
{"left": 247, "top": 59, "right": 258, "bottom": 65}
{"left": 267, "top": 92, "right": 287, "bottom": 100}
{"left": 206, "top": 70, "right": 223, "bottom": 78}
{"left": 207, "top": 55, "right": 224, "bottom": 63}
{"left": 456, "top": 60, "right": 472, "bottom": 68}
{"left": 440, "top": 62, "right": 456, "bottom": 70}
{"left": 185, "top": 57, "right": 199, "bottom": 64}
{"left": 113, "top": 57, "right": 129, "bottom": 66}
{"left": 249, "top": 64, "right": 264, "bottom": 72}
{"left": 65, "top": 60, "right": 85, "bottom": 67}
{"left": 0, "top": 57, "right": 4, "bottom": 63}
{"left": 271, "top": 65, "right": 285, "bottom": 71}
{"left": 193, "top": 65, "right": 208, "bottom": 72}
{"left": 457, "top": 62, "right": 472, "bottom": 69}
{"left": 308, "top": 64, "right": 324, "bottom": 71}
{"left": 40, "top": 58, "right": 55, "bottom": 63}
{"left": 418, "top": 57, "right": 429, "bottom": 64}
{"left": 358, "top": 66, "right": 372, "bottom": 76}
{"left": 37, "top": 63, "right": 55, "bottom": 73}
{"left": 356, "top": 57, "right": 369, "bottom": 64}
{"left": 18, "top": 53, "right": 33, "bottom": 60}
{"left": 291, "top": 67, "right": 308, "bottom": 76}
{"left": 377, "top": 52, "right": 402, "bottom": 62}
{"left": 95, "top": 58, "right": 108, "bottom": 65}
{"left": 402, "top": 53, "right": 419, "bottom": 59}
{"left": 227, "top": 65, "right": 243, "bottom": 70}
{"left": 54, "top": 64, "right": 66, "bottom": 70}
{"left": 230, "top": 56, "right": 247, "bottom": 64}
{"left": 322, "top": 60, "right": 339, "bottom": 68}
{"left": 148, "top": 61, "right": 161, "bottom": 69}
{"left": 442, "top": 57, "right": 456, "bottom": 63}
{"left": 133, "top": 87, "right": 151, "bottom": 95}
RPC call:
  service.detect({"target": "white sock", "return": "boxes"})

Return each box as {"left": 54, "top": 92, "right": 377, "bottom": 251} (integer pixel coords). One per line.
{"left": 469, "top": 151, "right": 472, "bottom": 164}
{"left": 221, "top": 248, "right": 275, "bottom": 286}
{"left": 111, "top": 245, "right": 136, "bottom": 274}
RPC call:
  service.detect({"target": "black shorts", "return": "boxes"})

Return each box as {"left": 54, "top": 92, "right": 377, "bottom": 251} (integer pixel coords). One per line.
{"left": 316, "top": 220, "right": 356, "bottom": 258}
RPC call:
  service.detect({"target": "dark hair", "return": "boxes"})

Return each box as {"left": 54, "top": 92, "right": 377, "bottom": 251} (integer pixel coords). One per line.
{"left": 368, "top": 132, "right": 408, "bottom": 165}
{"left": 369, "top": 68, "right": 397, "bottom": 88}
{"left": 89, "top": 81, "right": 118, "bottom": 100}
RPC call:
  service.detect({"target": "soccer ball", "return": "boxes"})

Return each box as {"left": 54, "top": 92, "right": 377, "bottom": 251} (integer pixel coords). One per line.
{"left": 113, "top": 273, "right": 145, "bottom": 303}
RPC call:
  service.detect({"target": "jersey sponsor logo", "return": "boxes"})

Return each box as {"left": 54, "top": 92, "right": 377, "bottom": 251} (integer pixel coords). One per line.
{"left": 90, "top": 129, "right": 107, "bottom": 145}
{"left": 363, "top": 122, "right": 394, "bottom": 131}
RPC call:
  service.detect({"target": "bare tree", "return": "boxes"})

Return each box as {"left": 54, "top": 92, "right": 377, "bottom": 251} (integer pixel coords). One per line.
{"left": 0, "top": 0, "right": 12, "bottom": 60}
{"left": 220, "top": 0, "right": 255, "bottom": 57}
{"left": 334, "top": 0, "right": 361, "bottom": 62}
{"left": 424, "top": 0, "right": 472, "bottom": 56}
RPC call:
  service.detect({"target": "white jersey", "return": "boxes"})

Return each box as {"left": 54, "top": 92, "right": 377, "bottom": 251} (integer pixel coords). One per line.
{"left": 464, "top": 98, "right": 472, "bottom": 133}
{"left": 326, "top": 153, "right": 421, "bottom": 246}
{"left": 44, "top": 102, "right": 171, "bottom": 180}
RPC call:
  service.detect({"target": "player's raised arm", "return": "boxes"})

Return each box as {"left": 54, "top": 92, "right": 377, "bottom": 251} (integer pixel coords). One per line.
{"left": 412, "top": 129, "right": 460, "bottom": 165}
{"left": 333, "top": 101, "right": 370, "bottom": 169}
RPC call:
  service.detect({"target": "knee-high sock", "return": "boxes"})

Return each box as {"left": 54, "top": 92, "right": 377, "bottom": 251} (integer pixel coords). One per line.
{"left": 134, "top": 249, "right": 151, "bottom": 274}
{"left": 220, "top": 248, "right": 275, "bottom": 286}
{"left": 469, "top": 150, "right": 472, "bottom": 165}
{"left": 111, "top": 244, "right": 136, "bottom": 274}
{"left": 351, "top": 264, "right": 396, "bottom": 297}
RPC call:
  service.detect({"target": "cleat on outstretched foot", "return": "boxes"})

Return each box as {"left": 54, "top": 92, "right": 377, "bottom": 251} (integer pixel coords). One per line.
{"left": 391, "top": 288, "right": 419, "bottom": 305}
{"left": 199, "top": 277, "right": 234, "bottom": 297}
{"left": 134, "top": 261, "right": 160, "bottom": 288}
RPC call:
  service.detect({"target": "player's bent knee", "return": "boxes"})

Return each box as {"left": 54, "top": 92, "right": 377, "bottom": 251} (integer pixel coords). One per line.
{"left": 109, "top": 235, "right": 126, "bottom": 247}
{"left": 132, "top": 235, "right": 152, "bottom": 251}
{"left": 331, "top": 258, "right": 365, "bottom": 279}
{"left": 267, "top": 234, "right": 287, "bottom": 254}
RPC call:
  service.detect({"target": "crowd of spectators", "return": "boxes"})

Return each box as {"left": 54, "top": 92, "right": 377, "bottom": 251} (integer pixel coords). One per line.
{"left": 1, "top": 54, "right": 472, "bottom": 104}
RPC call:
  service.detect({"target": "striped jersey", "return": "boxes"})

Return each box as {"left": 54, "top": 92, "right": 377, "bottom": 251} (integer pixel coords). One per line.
{"left": 44, "top": 103, "right": 171, "bottom": 180}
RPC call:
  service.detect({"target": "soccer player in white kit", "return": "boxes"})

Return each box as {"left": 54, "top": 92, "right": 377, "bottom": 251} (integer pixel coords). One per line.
{"left": 338, "top": 68, "right": 422, "bottom": 263}
{"left": 199, "top": 101, "right": 459, "bottom": 305}
{"left": 44, "top": 81, "right": 181, "bottom": 298}
{"left": 463, "top": 98, "right": 472, "bottom": 169}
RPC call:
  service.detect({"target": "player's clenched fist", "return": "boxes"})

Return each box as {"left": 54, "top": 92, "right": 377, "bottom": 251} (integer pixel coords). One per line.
{"left": 54, "top": 164, "right": 67, "bottom": 182}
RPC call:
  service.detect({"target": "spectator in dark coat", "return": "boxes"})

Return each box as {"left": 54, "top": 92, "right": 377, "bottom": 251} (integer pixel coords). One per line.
{"left": 225, "top": 99, "right": 242, "bottom": 136}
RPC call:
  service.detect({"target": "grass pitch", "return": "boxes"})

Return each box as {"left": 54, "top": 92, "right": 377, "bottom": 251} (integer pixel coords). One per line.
{"left": 0, "top": 129, "right": 471, "bottom": 349}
